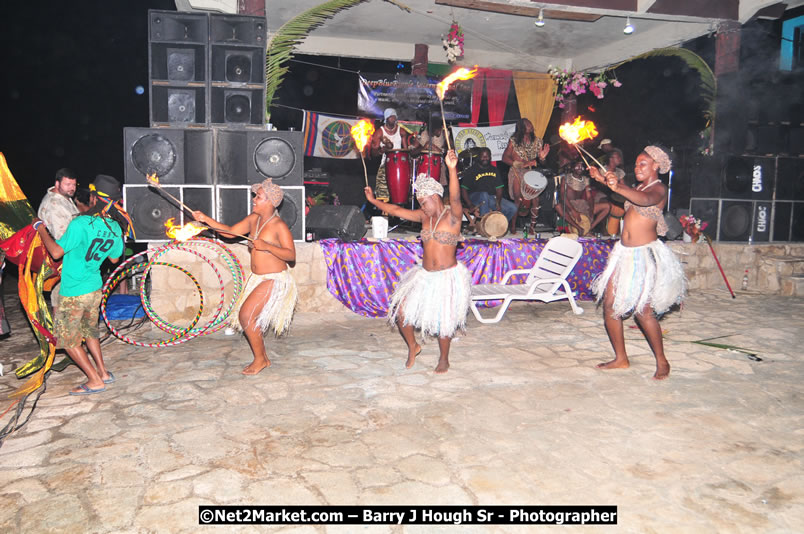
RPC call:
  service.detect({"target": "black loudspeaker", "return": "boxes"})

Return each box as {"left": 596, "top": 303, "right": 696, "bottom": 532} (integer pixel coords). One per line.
{"left": 149, "top": 11, "right": 208, "bottom": 126}
{"left": 745, "top": 124, "right": 787, "bottom": 156}
{"left": 210, "top": 87, "right": 264, "bottom": 125}
{"left": 123, "top": 185, "right": 214, "bottom": 241}
{"left": 663, "top": 213, "right": 684, "bottom": 241}
{"left": 722, "top": 156, "right": 775, "bottom": 200}
{"left": 689, "top": 154, "right": 724, "bottom": 198}
{"left": 306, "top": 205, "right": 367, "bottom": 242}
{"left": 690, "top": 198, "right": 775, "bottom": 242}
{"left": 776, "top": 157, "right": 804, "bottom": 201}
{"left": 216, "top": 185, "right": 305, "bottom": 241}
{"left": 124, "top": 128, "right": 213, "bottom": 185}
{"left": 216, "top": 130, "right": 303, "bottom": 186}
{"left": 209, "top": 14, "right": 265, "bottom": 127}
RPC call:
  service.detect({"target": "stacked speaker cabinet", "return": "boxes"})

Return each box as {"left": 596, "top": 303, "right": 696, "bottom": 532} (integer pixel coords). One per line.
{"left": 124, "top": 127, "right": 213, "bottom": 184}
{"left": 209, "top": 15, "right": 266, "bottom": 127}
{"left": 215, "top": 130, "right": 303, "bottom": 186}
{"left": 690, "top": 155, "right": 804, "bottom": 242}
{"left": 216, "top": 185, "right": 305, "bottom": 242}
{"left": 148, "top": 10, "right": 265, "bottom": 128}
{"left": 149, "top": 11, "right": 209, "bottom": 126}
{"left": 123, "top": 184, "right": 214, "bottom": 241}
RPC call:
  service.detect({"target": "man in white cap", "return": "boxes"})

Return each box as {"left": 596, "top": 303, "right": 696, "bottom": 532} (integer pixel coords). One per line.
{"left": 598, "top": 138, "right": 615, "bottom": 157}
{"left": 370, "top": 107, "right": 409, "bottom": 203}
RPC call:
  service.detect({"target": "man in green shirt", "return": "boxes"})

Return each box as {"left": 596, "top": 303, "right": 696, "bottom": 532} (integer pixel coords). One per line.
{"left": 34, "top": 175, "right": 124, "bottom": 395}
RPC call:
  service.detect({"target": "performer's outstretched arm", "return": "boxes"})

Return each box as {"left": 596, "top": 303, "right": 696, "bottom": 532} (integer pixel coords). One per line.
{"left": 364, "top": 187, "right": 421, "bottom": 223}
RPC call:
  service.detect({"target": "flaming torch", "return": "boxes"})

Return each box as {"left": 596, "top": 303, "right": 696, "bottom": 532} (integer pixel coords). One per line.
{"left": 164, "top": 218, "right": 207, "bottom": 241}
{"left": 436, "top": 66, "right": 478, "bottom": 152}
{"left": 350, "top": 119, "right": 375, "bottom": 188}
{"left": 558, "top": 117, "right": 606, "bottom": 172}
{"left": 146, "top": 173, "right": 194, "bottom": 214}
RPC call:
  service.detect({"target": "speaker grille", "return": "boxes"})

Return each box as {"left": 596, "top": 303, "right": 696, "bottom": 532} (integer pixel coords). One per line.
{"left": 166, "top": 48, "right": 195, "bottom": 81}
{"left": 225, "top": 52, "right": 252, "bottom": 83}
{"left": 224, "top": 93, "right": 251, "bottom": 123}
{"left": 131, "top": 134, "right": 178, "bottom": 177}
{"left": 254, "top": 138, "right": 296, "bottom": 179}
{"left": 167, "top": 89, "right": 197, "bottom": 123}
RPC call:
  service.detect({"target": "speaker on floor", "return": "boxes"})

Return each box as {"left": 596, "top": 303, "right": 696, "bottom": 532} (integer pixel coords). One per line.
{"left": 124, "top": 128, "right": 213, "bottom": 185}
{"left": 216, "top": 130, "right": 303, "bottom": 186}
{"left": 663, "top": 213, "right": 684, "bottom": 241}
{"left": 215, "top": 185, "right": 305, "bottom": 241}
{"left": 306, "top": 205, "right": 366, "bottom": 242}
{"left": 689, "top": 198, "right": 720, "bottom": 241}
{"left": 149, "top": 11, "right": 208, "bottom": 127}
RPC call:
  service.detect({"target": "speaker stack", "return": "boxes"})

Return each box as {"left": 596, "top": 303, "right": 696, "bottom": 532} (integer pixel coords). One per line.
{"left": 124, "top": 10, "right": 306, "bottom": 242}
{"left": 689, "top": 155, "right": 804, "bottom": 242}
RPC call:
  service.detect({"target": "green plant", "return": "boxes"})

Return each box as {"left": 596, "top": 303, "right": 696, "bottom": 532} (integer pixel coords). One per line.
{"left": 264, "top": 0, "right": 370, "bottom": 121}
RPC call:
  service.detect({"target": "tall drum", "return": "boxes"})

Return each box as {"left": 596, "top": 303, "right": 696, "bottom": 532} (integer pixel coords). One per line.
{"left": 418, "top": 150, "right": 443, "bottom": 181}
{"left": 386, "top": 149, "right": 411, "bottom": 204}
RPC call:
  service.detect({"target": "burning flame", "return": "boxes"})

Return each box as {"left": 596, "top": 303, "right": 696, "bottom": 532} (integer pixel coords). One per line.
{"left": 436, "top": 66, "right": 478, "bottom": 100}
{"left": 559, "top": 116, "right": 599, "bottom": 145}
{"left": 164, "top": 218, "right": 205, "bottom": 241}
{"left": 146, "top": 173, "right": 159, "bottom": 186}
{"left": 350, "top": 119, "right": 375, "bottom": 153}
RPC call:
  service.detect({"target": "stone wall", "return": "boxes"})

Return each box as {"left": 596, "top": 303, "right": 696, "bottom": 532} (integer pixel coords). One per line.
{"left": 147, "top": 240, "right": 804, "bottom": 324}
{"left": 667, "top": 241, "right": 804, "bottom": 296}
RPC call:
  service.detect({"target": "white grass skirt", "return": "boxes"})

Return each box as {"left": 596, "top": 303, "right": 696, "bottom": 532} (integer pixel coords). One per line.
{"left": 230, "top": 269, "right": 298, "bottom": 336}
{"left": 389, "top": 263, "right": 471, "bottom": 338}
{"left": 592, "top": 240, "right": 686, "bottom": 318}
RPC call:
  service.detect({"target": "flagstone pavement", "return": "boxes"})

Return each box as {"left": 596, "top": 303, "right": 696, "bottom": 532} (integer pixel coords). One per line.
{"left": 1, "top": 281, "right": 803, "bottom": 533}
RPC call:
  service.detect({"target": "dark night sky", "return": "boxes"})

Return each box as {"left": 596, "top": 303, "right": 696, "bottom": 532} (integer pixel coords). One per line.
{"left": 4, "top": 1, "right": 791, "bottom": 214}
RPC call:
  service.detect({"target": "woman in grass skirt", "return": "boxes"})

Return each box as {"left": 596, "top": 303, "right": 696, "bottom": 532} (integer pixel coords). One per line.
{"left": 365, "top": 150, "right": 469, "bottom": 373}
{"left": 589, "top": 145, "right": 686, "bottom": 380}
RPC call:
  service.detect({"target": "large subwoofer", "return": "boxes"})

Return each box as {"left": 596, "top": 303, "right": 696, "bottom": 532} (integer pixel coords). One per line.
{"left": 124, "top": 128, "right": 213, "bottom": 184}
{"left": 216, "top": 130, "right": 303, "bottom": 186}
{"left": 123, "top": 185, "right": 214, "bottom": 241}
{"left": 216, "top": 185, "right": 305, "bottom": 242}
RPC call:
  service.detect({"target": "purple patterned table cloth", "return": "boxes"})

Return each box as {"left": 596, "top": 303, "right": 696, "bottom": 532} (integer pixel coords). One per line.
{"left": 319, "top": 237, "right": 614, "bottom": 318}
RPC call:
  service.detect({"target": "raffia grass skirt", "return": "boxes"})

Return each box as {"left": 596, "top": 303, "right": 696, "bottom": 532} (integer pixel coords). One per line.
{"left": 592, "top": 240, "right": 686, "bottom": 319}
{"left": 389, "top": 263, "right": 471, "bottom": 338}
{"left": 229, "top": 269, "right": 297, "bottom": 336}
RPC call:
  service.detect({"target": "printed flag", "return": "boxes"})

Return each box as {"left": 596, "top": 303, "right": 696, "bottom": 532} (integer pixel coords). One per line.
{"left": 303, "top": 111, "right": 359, "bottom": 159}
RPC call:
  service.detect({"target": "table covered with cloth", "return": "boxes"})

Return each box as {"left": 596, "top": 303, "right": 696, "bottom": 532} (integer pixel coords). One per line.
{"left": 319, "top": 237, "right": 614, "bottom": 318}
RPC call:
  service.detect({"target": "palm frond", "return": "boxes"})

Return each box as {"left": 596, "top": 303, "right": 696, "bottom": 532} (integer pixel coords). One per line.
{"left": 608, "top": 47, "right": 716, "bottom": 123}
{"left": 264, "top": 0, "right": 370, "bottom": 119}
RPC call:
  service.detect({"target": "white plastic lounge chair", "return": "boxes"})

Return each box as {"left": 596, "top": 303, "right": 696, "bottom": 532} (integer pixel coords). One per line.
{"left": 469, "top": 236, "right": 585, "bottom": 324}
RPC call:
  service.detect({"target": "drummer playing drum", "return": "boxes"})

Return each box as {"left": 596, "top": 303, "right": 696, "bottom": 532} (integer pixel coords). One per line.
{"left": 370, "top": 108, "right": 409, "bottom": 203}
{"left": 410, "top": 122, "right": 448, "bottom": 186}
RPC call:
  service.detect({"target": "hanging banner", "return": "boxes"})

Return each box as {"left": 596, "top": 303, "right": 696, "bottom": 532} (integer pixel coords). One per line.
{"left": 452, "top": 123, "right": 516, "bottom": 161}
{"left": 358, "top": 73, "right": 472, "bottom": 122}
{"left": 303, "top": 111, "right": 359, "bottom": 159}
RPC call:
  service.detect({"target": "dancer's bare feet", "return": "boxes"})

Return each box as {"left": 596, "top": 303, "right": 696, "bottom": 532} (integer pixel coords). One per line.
{"left": 434, "top": 357, "right": 450, "bottom": 374}
{"left": 653, "top": 360, "right": 670, "bottom": 380}
{"left": 242, "top": 358, "right": 270, "bottom": 375}
{"left": 597, "top": 357, "right": 630, "bottom": 370}
{"left": 406, "top": 344, "right": 422, "bottom": 369}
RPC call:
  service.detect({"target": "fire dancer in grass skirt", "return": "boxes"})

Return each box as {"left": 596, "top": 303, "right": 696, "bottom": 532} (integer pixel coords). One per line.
{"left": 588, "top": 145, "right": 686, "bottom": 380}
{"left": 364, "top": 150, "right": 469, "bottom": 374}
{"left": 193, "top": 178, "right": 297, "bottom": 375}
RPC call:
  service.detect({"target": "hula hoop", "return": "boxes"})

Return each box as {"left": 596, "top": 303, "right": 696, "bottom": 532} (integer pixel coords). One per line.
{"left": 101, "top": 237, "right": 246, "bottom": 347}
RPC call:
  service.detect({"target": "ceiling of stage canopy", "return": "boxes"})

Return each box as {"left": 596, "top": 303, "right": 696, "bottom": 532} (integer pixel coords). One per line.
{"left": 178, "top": 0, "right": 803, "bottom": 72}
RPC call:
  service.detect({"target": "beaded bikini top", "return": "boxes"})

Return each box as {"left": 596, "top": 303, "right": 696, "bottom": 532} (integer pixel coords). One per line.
{"left": 421, "top": 207, "right": 461, "bottom": 246}
{"left": 623, "top": 180, "right": 668, "bottom": 236}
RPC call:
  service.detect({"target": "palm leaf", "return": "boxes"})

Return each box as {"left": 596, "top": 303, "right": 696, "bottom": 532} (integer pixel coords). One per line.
{"left": 608, "top": 47, "right": 716, "bottom": 124}
{"left": 264, "top": 0, "right": 370, "bottom": 120}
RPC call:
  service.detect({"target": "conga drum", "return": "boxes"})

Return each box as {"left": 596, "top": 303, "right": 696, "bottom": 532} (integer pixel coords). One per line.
{"left": 606, "top": 204, "right": 625, "bottom": 235}
{"left": 521, "top": 170, "right": 548, "bottom": 200}
{"left": 418, "top": 150, "right": 443, "bottom": 181}
{"left": 477, "top": 211, "right": 508, "bottom": 239}
{"left": 385, "top": 149, "right": 411, "bottom": 204}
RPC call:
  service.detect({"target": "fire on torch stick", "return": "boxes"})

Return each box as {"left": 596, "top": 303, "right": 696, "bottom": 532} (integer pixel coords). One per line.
{"left": 146, "top": 173, "right": 194, "bottom": 214}
{"left": 558, "top": 117, "right": 607, "bottom": 173}
{"left": 436, "top": 66, "right": 478, "bottom": 152}
{"left": 164, "top": 218, "right": 255, "bottom": 242}
{"left": 350, "top": 119, "right": 375, "bottom": 188}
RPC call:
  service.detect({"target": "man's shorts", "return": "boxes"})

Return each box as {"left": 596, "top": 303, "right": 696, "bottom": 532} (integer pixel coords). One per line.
{"left": 54, "top": 290, "right": 102, "bottom": 349}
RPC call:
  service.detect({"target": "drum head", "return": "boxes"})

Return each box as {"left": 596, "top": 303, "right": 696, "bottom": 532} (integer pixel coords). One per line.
{"left": 479, "top": 211, "right": 508, "bottom": 238}
{"left": 521, "top": 170, "right": 547, "bottom": 200}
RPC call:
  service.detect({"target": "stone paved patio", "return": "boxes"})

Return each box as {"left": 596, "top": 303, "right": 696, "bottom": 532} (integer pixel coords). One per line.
{"left": 1, "top": 279, "right": 802, "bottom": 533}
